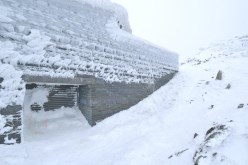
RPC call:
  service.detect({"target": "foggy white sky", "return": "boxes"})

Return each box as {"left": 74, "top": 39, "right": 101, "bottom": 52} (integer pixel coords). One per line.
{"left": 111, "top": 0, "right": 248, "bottom": 58}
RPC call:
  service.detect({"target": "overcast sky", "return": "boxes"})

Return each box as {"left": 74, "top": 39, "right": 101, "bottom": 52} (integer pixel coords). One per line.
{"left": 111, "top": 0, "right": 248, "bottom": 59}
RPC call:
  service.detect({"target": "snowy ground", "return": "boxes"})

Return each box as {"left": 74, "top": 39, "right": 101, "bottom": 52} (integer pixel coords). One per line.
{"left": 1, "top": 36, "right": 248, "bottom": 165}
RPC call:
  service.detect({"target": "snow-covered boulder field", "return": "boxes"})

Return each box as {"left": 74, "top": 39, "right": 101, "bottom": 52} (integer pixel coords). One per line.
{"left": 1, "top": 32, "right": 247, "bottom": 164}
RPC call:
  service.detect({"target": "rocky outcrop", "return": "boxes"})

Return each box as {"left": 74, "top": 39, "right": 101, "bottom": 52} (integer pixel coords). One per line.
{"left": 193, "top": 122, "right": 232, "bottom": 165}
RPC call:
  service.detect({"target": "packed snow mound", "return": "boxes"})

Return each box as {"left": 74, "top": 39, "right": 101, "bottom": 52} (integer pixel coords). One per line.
{"left": 23, "top": 107, "right": 90, "bottom": 141}
{"left": 0, "top": 0, "right": 178, "bottom": 84}
{"left": 0, "top": 35, "right": 247, "bottom": 164}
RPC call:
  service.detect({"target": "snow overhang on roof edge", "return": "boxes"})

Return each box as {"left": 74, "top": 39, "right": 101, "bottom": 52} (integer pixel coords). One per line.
{"left": 75, "top": 0, "right": 132, "bottom": 33}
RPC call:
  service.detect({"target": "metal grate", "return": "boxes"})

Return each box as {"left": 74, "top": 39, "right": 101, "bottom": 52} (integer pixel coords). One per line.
{"left": 43, "top": 85, "right": 78, "bottom": 111}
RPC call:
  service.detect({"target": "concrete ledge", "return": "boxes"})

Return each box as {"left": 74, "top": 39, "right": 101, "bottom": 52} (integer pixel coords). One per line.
{"left": 22, "top": 75, "right": 95, "bottom": 85}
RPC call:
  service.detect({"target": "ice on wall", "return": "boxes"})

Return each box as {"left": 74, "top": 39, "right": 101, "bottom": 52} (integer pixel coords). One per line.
{"left": 0, "top": 40, "right": 25, "bottom": 109}
{"left": 0, "top": 64, "right": 25, "bottom": 109}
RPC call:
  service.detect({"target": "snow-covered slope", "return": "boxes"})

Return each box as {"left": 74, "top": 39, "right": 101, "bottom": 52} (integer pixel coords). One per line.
{"left": 1, "top": 35, "right": 247, "bottom": 164}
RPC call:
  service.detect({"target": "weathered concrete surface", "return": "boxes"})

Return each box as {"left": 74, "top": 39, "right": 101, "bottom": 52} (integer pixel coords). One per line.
{"left": 78, "top": 85, "right": 94, "bottom": 125}
{"left": 79, "top": 72, "right": 177, "bottom": 125}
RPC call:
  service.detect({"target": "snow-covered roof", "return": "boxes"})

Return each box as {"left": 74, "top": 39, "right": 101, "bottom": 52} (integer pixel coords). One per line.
{"left": 0, "top": 0, "right": 178, "bottom": 84}
{"left": 0, "top": 0, "right": 179, "bottom": 109}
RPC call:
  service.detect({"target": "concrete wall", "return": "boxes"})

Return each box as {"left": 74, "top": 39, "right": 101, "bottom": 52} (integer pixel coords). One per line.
{"left": 0, "top": 105, "right": 22, "bottom": 144}
{"left": 154, "top": 73, "right": 176, "bottom": 90}
{"left": 79, "top": 72, "right": 177, "bottom": 125}
{"left": 78, "top": 85, "right": 94, "bottom": 125}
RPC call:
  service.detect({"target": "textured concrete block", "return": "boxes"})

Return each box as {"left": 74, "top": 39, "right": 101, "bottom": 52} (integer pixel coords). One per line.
{"left": 77, "top": 73, "right": 176, "bottom": 125}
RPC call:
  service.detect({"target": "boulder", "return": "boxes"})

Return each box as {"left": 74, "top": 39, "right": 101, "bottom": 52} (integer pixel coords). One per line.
{"left": 215, "top": 70, "right": 223, "bottom": 80}
{"left": 0, "top": 77, "right": 3, "bottom": 83}
{"left": 226, "top": 83, "right": 231, "bottom": 89}
{"left": 238, "top": 104, "right": 244, "bottom": 109}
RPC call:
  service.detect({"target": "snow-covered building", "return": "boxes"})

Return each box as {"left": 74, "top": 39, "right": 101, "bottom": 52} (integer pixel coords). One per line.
{"left": 0, "top": 0, "right": 178, "bottom": 144}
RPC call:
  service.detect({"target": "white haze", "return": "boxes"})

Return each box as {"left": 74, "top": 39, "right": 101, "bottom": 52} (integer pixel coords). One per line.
{"left": 111, "top": 0, "right": 248, "bottom": 60}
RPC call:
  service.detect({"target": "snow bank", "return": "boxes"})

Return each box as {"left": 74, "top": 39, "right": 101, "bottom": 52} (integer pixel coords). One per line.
{"left": 23, "top": 107, "right": 90, "bottom": 141}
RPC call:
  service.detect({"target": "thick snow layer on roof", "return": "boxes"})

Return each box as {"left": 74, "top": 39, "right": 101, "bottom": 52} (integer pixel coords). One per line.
{"left": 0, "top": 0, "right": 178, "bottom": 84}
{"left": 0, "top": 0, "right": 178, "bottom": 108}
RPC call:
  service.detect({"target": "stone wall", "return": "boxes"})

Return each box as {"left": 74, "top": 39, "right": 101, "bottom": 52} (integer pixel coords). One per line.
{"left": 0, "top": 105, "right": 22, "bottom": 144}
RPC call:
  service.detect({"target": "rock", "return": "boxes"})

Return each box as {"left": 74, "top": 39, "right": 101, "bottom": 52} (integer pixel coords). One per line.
{"left": 8, "top": 133, "right": 21, "bottom": 143}
{"left": 238, "top": 104, "right": 244, "bottom": 109}
{"left": 0, "top": 135, "right": 6, "bottom": 144}
{"left": 226, "top": 83, "right": 231, "bottom": 89}
{"left": 212, "top": 153, "right": 217, "bottom": 157}
{"left": 215, "top": 70, "right": 223, "bottom": 80}
{"left": 194, "top": 133, "right": 199, "bottom": 139}
{"left": 0, "top": 77, "right": 3, "bottom": 83}
{"left": 208, "top": 105, "right": 214, "bottom": 109}
{"left": 193, "top": 123, "right": 230, "bottom": 165}
{"left": 205, "top": 81, "right": 210, "bottom": 85}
